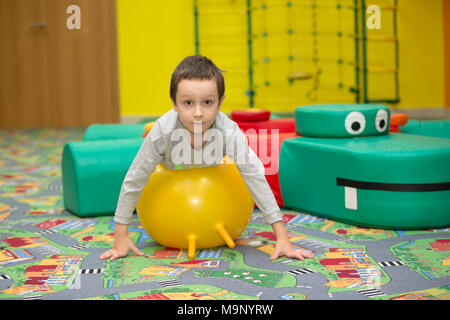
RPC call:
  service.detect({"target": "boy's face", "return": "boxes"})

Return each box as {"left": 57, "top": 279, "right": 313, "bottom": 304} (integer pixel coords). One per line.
{"left": 172, "top": 78, "right": 224, "bottom": 136}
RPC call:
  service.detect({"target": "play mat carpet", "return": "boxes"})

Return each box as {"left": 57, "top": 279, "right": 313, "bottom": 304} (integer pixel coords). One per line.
{"left": 0, "top": 128, "right": 449, "bottom": 301}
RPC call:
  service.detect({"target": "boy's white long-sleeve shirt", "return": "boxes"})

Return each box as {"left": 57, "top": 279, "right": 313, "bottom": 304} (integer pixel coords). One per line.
{"left": 114, "top": 109, "right": 283, "bottom": 226}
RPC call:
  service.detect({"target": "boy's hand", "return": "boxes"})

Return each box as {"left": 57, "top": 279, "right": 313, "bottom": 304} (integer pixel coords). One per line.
{"left": 269, "top": 220, "right": 314, "bottom": 261}
{"left": 99, "top": 222, "right": 144, "bottom": 261}
{"left": 100, "top": 236, "right": 144, "bottom": 261}
{"left": 270, "top": 238, "right": 314, "bottom": 261}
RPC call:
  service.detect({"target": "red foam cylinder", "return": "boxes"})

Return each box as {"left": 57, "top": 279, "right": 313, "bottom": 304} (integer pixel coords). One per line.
{"left": 236, "top": 118, "right": 296, "bottom": 134}
{"left": 245, "top": 132, "right": 299, "bottom": 208}
{"left": 231, "top": 109, "right": 271, "bottom": 122}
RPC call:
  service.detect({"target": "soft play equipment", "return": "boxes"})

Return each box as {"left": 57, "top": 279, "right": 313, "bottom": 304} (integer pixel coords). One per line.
{"left": 236, "top": 108, "right": 407, "bottom": 208}
{"left": 231, "top": 107, "right": 295, "bottom": 133}
{"left": 236, "top": 118, "right": 296, "bottom": 133}
{"left": 136, "top": 156, "right": 254, "bottom": 259}
{"left": 231, "top": 108, "right": 271, "bottom": 122}
{"left": 295, "top": 104, "right": 391, "bottom": 137}
{"left": 62, "top": 106, "right": 448, "bottom": 230}
{"left": 279, "top": 104, "right": 450, "bottom": 230}
{"left": 62, "top": 137, "right": 144, "bottom": 216}
{"left": 400, "top": 120, "right": 450, "bottom": 139}
{"left": 83, "top": 124, "right": 145, "bottom": 141}
{"left": 142, "top": 121, "right": 155, "bottom": 137}
{"left": 245, "top": 132, "right": 299, "bottom": 207}
{"left": 230, "top": 108, "right": 299, "bottom": 207}
{"left": 389, "top": 113, "right": 409, "bottom": 132}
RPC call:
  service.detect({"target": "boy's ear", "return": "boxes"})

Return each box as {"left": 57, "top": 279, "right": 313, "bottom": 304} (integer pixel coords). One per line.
{"left": 218, "top": 94, "right": 226, "bottom": 109}
{"left": 171, "top": 98, "right": 178, "bottom": 111}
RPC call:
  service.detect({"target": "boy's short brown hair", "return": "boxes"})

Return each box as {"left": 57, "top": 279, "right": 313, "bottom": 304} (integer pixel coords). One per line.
{"left": 170, "top": 55, "right": 225, "bottom": 103}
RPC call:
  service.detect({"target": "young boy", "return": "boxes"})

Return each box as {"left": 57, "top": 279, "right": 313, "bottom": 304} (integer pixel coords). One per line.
{"left": 100, "top": 55, "right": 314, "bottom": 262}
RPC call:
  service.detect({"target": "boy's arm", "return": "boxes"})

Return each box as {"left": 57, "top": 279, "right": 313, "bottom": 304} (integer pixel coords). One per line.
{"left": 100, "top": 124, "right": 164, "bottom": 260}
{"left": 225, "top": 124, "right": 283, "bottom": 225}
{"left": 114, "top": 123, "right": 164, "bottom": 225}
{"left": 225, "top": 125, "right": 314, "bottom": 261}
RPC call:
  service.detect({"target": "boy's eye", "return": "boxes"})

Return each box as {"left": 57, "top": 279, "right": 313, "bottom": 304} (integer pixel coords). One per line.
{"left": 204, "top": 100, "right": 212, "bottom": 105}
{"left": 184, "top": 100, "right": 192, "bottom": 106}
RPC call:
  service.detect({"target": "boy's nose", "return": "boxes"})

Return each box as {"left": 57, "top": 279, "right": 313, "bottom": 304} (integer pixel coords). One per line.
{"left": 193, "top": 105, "right": 203, "bottom": 118}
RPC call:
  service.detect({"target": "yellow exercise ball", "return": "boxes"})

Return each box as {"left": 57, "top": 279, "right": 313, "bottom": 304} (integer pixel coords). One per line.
{"left": 136, "top": 156, "right": 254, "bottom": 259}
{"left": 144, "top": 121, "right": 155, "bottom": 133}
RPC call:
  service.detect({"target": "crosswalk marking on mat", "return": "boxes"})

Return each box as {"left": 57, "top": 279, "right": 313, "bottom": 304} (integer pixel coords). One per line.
{"left": 158, "top": 280, "right": 182, "bottom": 287}
{"left": 70, "top": 244, "right": 89, "bottom": 250}
{"left": 287, "top": 268, "right": 317, "bottom": 276}
{"left": 79, "top": 268, "right": 103, "bottom": 274}
{"left": 35, "top": 230, "right": 58, "bottom": 235}
{"left": 33, "top": 244, "right": 64, "bottom": 255}
{"left": 378, "top": 260, "right": 404, "bottom": 267}
{"left": 48, "top": 184, "right": 62, "bottom": 190}
{"left": 335, "top": 238, "right": 354, "bottom": 244}
{"left": 0, "top": 274, "right": 11, "bottom": 280}
{"left": 357, "top": 288, "right": 386, "bottom": 298}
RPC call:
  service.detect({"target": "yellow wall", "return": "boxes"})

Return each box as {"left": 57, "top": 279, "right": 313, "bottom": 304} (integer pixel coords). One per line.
{"left": 117, "top": 0, "right": 194, "bottom": 117}
{"left": 251, "top": 0, "right": 358, "bottom": 110}
{"left": 117, "top": 0, "right": 446, "bottom": 117}
{"left": 397, "top": 0, "right": 444, "bottom": 108}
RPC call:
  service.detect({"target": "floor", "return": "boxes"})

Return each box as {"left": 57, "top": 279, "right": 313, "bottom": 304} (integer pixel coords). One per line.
{"left": 0, "top": 128, "right": 449, "bottom": 300}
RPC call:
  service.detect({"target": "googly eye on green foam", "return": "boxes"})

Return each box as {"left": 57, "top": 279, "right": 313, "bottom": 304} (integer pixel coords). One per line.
{"left": 295, "top": 104, "right": 391, "bottom": 138}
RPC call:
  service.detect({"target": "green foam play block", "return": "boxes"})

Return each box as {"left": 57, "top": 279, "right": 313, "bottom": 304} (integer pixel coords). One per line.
{"left": 83, "top": 124, "right": 145, "bottom": 141}
{"left": 279, "top": 132, "right": 450, "bottom": 230}
{"left": 295, "top": 104, "right": 390, "bottom": 138}
{"left": 400, "top": 120, "right": 450, "bottom": 139}
{"left": 62, "top": 137, "right": 144, "bottom": 217}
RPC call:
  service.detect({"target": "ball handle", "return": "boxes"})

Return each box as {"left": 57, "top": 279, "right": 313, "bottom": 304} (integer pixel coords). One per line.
{"left": 187, "top": 234, "right": 197, "bottom": 259}
{"left": 215, "top": 223, "right": 235, "bottom": 249}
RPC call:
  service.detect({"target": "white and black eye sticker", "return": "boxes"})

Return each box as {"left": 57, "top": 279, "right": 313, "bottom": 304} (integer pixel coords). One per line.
{"left": 345, "top": 111, "right": 366, "bottom": 135}
{"left": 375, "top": 109, "right": 388, "bottom": 132}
